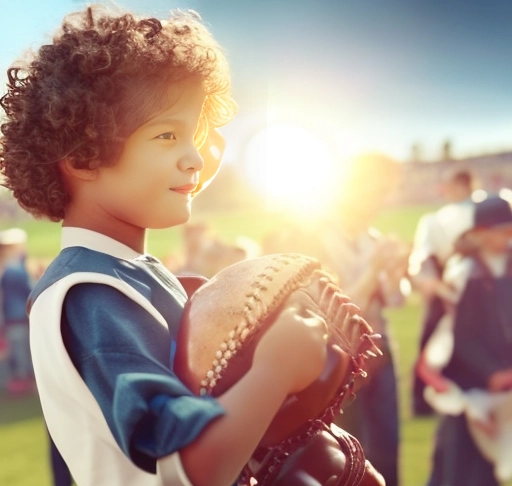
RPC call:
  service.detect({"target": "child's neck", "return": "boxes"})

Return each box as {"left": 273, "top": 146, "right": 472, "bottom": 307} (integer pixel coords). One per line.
{"left": 62, "top": 218, "right": 146, "bottom": 254}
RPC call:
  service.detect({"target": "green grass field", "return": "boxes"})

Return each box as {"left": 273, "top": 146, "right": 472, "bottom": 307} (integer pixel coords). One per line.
{"left": 0, "top": 204, "right": 440, "bottom": 486}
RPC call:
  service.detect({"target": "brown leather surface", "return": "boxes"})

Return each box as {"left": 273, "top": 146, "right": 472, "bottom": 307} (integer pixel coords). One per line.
{"left": 173, "top": 253, "right": 383, "bottom": 485}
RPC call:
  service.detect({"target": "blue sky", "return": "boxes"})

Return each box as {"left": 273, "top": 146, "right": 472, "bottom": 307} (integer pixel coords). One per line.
{"left": 1, "top": 0, "right": 512, "bottom": 165}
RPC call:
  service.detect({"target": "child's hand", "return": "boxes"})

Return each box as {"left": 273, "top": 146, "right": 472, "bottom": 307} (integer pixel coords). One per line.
{"left": 253, "top": 291, "right": 328, "bottom": 395}
{"left": 488, "top": 368, "right": 512, "bottom": 392}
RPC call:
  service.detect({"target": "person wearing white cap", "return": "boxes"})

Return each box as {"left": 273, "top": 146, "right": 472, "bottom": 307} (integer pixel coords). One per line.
{"left": 0, "top": 227, "right": 34, "bottom": 395}
{"left": 418, "top": 192, "right": 512, "bottom": 486}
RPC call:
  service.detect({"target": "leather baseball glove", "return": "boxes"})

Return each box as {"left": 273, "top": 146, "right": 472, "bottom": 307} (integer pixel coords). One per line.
{"left": 175, "top": 253, "right": 384, "bottom": 486}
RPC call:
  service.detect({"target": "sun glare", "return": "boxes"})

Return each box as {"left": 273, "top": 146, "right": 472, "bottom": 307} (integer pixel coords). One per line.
{"left": 244, "top": 124, "right": 339, "bottom": 215}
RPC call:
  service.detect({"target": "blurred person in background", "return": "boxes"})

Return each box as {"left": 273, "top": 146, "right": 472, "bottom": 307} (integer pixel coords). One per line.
{"left": 0, "top": 228, "right": 73, "bottom": 485}
{"left": 417, "top": 192, "right": 512, "bottom": 486}
{"left": 262, "top": 153, "right": 409, "bottom": 486}
{"left": 168, "top": 222, "right": 260, "bottom": 279}
{"left": 408, "top": 168, "right": 475, "bottom": 416}
{"left": 0, "top": 227, "right": 35, "bottom": 396}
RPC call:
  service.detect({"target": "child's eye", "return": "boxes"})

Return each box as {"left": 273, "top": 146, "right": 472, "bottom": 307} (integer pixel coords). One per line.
{"left": 156, "top": 132, "right": 176, "bottom": 140}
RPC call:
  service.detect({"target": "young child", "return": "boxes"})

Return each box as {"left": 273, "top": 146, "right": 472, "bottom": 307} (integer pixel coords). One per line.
{"left": 0, "top": 6, "right": 330, "bottom": 486}
{"left": 417, "top": 193, "right": 512, "bottom": 486}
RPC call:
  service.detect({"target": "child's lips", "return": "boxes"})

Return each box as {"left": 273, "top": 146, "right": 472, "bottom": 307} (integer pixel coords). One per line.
{"left": 171, "top": 184, "right": 198, "bottom": 195}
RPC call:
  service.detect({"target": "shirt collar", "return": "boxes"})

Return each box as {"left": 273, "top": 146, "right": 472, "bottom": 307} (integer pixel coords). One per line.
{"left": 61, "top": 227, "right": 143, "bottom": 261}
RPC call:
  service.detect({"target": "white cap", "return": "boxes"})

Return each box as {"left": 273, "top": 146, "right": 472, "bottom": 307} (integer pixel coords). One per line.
{"left": 0, "top": 228, "right": 28, "bottom": 245}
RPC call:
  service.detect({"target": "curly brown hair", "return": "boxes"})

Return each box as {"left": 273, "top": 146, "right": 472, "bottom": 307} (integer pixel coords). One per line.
{"left": 0, "top": 4, "right": 237, "bottom": 221}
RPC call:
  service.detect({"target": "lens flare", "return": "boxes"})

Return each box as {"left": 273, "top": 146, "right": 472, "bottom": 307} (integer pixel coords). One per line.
{"left": 244, "top": 123, "right": 339, "bottom": 215}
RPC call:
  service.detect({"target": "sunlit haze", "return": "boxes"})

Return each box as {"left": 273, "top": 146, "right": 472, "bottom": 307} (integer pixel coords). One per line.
{"left": 1, "top": 0, "right": 511, "bottom": 168}
{"left": 244, "top": 123, "right": 346, "bottom": 215}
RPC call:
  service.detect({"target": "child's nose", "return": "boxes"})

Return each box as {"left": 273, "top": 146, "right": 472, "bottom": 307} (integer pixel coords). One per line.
{"left": 178, "top": 147, "right": 204, "bottom": 172}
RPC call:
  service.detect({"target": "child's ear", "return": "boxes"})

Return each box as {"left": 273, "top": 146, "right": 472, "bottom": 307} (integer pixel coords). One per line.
{"left": 58, "top": 158, "right": 99, "bottom": 181}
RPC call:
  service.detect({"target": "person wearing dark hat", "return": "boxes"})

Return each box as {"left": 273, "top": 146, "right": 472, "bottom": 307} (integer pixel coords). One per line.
{"left": 420, "top": 192, "right": 512, "bottom": 486}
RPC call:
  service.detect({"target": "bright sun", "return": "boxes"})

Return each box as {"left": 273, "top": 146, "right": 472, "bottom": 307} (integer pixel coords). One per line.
{"left": 244, "top": 124, "right": 339, "bottom": 215}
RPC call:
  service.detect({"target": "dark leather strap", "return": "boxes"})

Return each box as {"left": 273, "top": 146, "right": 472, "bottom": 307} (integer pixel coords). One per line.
{"left": 239, "top": 421, "right": 366, "bottom": 486}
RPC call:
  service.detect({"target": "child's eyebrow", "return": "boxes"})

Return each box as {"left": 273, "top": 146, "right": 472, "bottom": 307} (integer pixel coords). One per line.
{"left": 143, "top": 117, "right": 184, "bottom": 129}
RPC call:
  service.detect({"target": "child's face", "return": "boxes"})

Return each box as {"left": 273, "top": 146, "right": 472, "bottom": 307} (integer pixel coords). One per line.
{"left": 92, "top": 79, "right": 206, "bottom": 230}
{"left": 473, "top": 226, "right": 512, "bottom": 254}
{"left": 0, "top": 243, "right": 26, "bottom": 264}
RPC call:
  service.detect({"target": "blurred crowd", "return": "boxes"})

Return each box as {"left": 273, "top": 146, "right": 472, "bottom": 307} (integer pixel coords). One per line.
{"left": 2, "top": 154, "right": 512, "bottom": 486}
{"left": 162, "top": 154, "right": 512, "bottom": 486}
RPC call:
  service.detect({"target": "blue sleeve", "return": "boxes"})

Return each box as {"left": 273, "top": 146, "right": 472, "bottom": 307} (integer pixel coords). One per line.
{"left": 62, "top": 283, "right": 225, "bottom": 473}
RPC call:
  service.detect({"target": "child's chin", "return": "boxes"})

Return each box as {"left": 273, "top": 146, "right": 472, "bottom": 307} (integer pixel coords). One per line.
{"left": 172, "top": 212, "right": 193, "bottom": 227}
{"left": 149, "top": 214, "right": 191, "bottom": 230}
